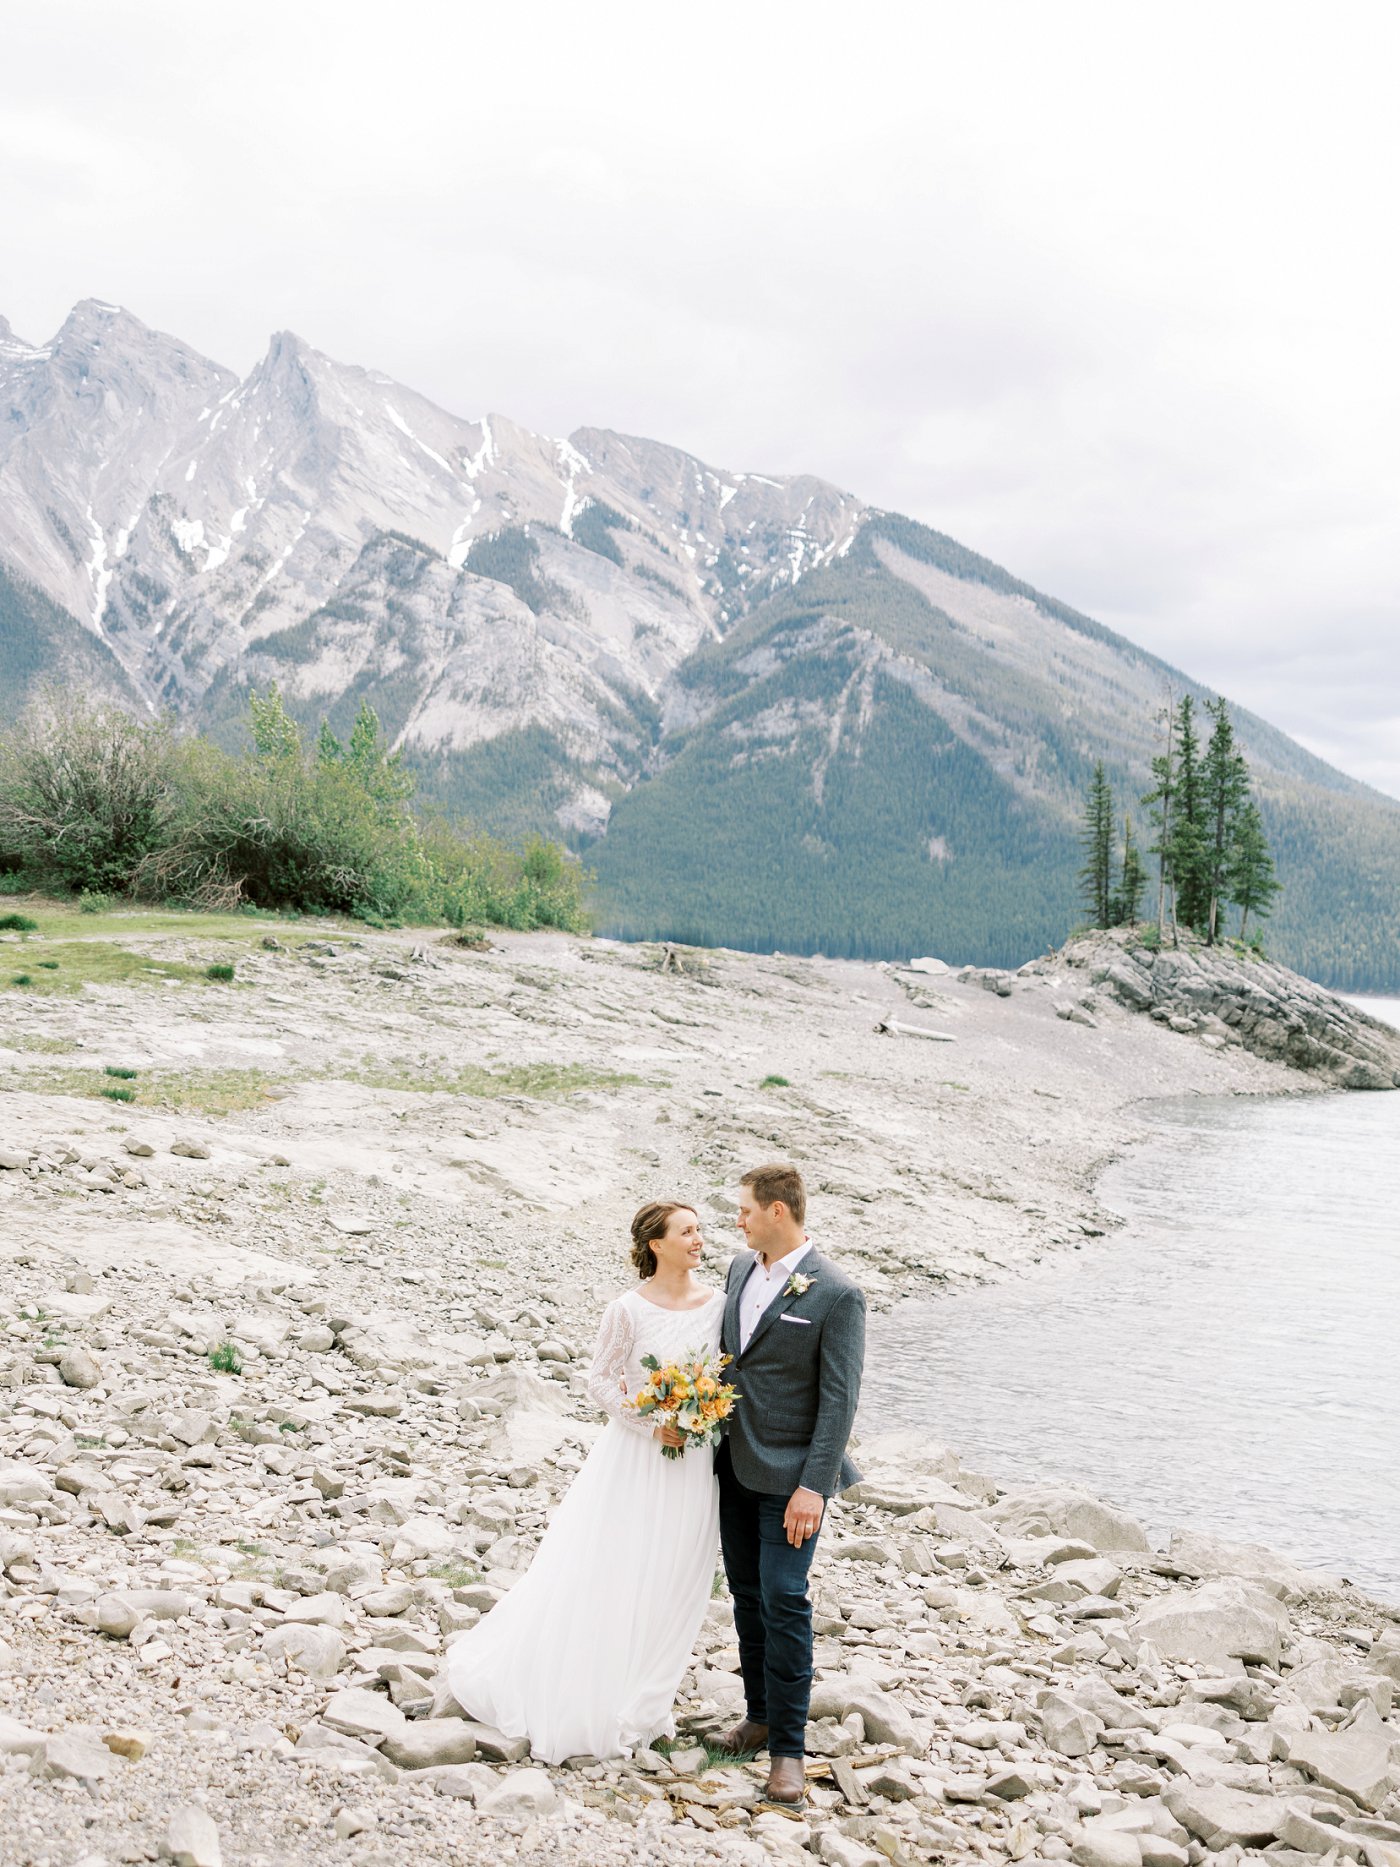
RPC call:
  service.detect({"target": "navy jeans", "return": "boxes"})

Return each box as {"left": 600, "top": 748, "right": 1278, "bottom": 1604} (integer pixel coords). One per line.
{"left": 716, "top": 1442, "right": 821, "bottom": 1758}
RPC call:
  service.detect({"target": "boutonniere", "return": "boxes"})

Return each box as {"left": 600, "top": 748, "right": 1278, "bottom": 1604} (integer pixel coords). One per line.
{"left": 785, "top": 1271, "right": 816, "bottom": 1298}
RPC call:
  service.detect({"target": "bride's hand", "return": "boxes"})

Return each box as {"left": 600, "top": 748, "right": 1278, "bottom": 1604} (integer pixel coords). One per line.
{"left": 654, "top": 1423, "right": 686, "bottom": 1450}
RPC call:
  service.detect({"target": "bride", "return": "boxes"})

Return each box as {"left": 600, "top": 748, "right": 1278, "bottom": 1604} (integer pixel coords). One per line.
{"left": 445, "top": 1200, "right": 725, "bottom": 1763}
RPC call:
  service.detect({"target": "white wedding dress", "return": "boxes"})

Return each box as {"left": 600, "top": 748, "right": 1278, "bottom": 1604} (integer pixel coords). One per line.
{"left": 446, "top": 1286, "right": 725, "bottom": 1764}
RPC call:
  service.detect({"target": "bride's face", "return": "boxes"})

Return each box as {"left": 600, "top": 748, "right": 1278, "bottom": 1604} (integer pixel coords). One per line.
{"left": 653, "top": 1207, "right": 703, "bottom": 1276}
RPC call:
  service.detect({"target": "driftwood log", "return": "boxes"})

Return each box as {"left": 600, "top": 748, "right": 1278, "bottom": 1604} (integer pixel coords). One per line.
{"left": 874, "top": 1016, "right": 956, "bottom": 1042}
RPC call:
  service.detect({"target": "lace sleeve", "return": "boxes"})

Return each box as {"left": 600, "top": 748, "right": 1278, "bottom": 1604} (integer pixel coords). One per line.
{"left": 586, "top": 1296, "right": 655, "bottom": 1438}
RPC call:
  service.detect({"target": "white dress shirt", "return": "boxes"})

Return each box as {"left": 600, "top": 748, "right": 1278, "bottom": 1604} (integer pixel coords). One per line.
{"left": 738, "top": 1238, "right": 814, "bottom": 1352}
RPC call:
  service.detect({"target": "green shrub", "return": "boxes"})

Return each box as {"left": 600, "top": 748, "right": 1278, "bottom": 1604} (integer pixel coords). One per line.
{"left": 10, "top": 971, "right": 32, "bottom": 986}
{"left": 205, "top": 962, "right": 236, "bottom": 982}
{"left": 104, "top": 1065, "right": 138, "bottom": 1079}
{"left": 100, "top": 1084, "right": 135, "bottom": 1102}
{"left": 37, "top": 959, "right": 58, "bottom": 969}
{"left": 0, "top": 912, "right": 37, "bottom": 932}
{"left": 0, "top": 691, "right": 175, "bottom": 894}
{"left": 760, "top": 1074, "right": 790, "bottom": 1088}
{"left": 209, "top": 1341, "right": 243, "bottom": 1374}
{"left": 420, "top": 819, "right": 588, "bottom": 933}
{"left": 0, "top": 685, "right": 587, "bottom": 935}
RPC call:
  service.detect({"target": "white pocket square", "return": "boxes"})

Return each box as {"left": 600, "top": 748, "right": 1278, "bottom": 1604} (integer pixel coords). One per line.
{"left": 778, "top": 1315, "right": 812, "bottom": 1326}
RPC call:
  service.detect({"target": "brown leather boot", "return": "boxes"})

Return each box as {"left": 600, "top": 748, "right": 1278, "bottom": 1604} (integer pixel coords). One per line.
{"left": 714, "top": 1717, "right": 769, "bottom": 1757}
{"left": 764, "top": 1755, "right": 807, "bottom": 1808}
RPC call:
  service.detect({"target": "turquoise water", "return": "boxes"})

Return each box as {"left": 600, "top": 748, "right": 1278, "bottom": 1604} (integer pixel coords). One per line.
{"left": 863, "top": 998, "right": 1400, "bottom": 1599}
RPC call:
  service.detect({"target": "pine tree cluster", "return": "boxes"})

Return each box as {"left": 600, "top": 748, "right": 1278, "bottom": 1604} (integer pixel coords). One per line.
{"left": 1081, "top": 694, "right": 1281, "bottom": 946}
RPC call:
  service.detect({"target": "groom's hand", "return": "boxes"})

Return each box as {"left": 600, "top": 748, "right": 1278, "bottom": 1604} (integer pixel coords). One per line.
{"left": 784, "top": 1485, "right": 824, "bottom": 1548}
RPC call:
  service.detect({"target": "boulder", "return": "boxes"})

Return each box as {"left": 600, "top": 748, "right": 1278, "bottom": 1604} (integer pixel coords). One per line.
{"left": 1038, "top": 1691, "right": 1104, "bottom": 1758}
{"left": 1071, "top": 1831, "right": 1143, "bottom": 1867}
{"left": 478, "top": 1767, "right": 559, "bottom": 1817}
{"left": 1130, "top": 1578, "right": 1288, "bottom": 1668}
{"left": 388, "top": 1515, "right": 458, "bottom": 1563}
{"left": 163, "top": 1805, "right": 222, "bottom": 1867}
{"left": 263, "top": 1622, "right": 345, "bottom": 1679}
{"left": 31, "top": 1732, "right": 115, "bottom": 1782}
{"left": 420, "top": 1761, "right": 501, "bottom": 1800}
{"left": 1283, "top": 1714, "right": 1400, "bottom": 1812}
{"left": 986, "top": 1486, "right": 1150, "bottom": 1552}
{"left": 57, "top": 1346, "right": 102, "bottom": 1389}
{"left": 0, "top": 1715, "right": 44, "bottom": 1757}
{"left": 321, "top": 1687, "right": 407, "bottom": 1746}
{"left": 1369, "top": 1626, "right": 1400, "bottom": 1686}
{"left": 1167, "top": 1528, "right": 1329, "bottom": 1600}
{"left": 380, "top": 1720, "right": 479, "bottom": 1770}
{"left": 1162, "top": 1783, "right": 1285, "bottom": 1848}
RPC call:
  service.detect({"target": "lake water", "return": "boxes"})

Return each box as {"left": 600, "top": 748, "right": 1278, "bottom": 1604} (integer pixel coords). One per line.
{"left": 862, "top": 995, "right": 1400, "bottom": 1600}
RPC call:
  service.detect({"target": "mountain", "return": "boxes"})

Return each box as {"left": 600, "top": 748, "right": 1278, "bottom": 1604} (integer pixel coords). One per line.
{"left": 2, "top": 300, "right": 1398, "bottom": 988}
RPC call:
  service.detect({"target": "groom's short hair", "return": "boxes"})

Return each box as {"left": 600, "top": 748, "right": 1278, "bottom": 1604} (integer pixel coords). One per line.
{"left": 740, "top": 1163, "right": 806, "bottom": 1226}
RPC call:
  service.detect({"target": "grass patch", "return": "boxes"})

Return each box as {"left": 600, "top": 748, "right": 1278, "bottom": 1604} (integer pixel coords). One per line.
{"left": 7, "top": 1033, "right": 75, "bottom": 1054}
{"left": 0, "top": 939, "right": 206, "bottom": 995}
{"left": 104, "top": 1065, "right": 138, "bottom": 1080}
{"left": 205, "top": 961, "right": 236, "bottom": 982}
{"left": 654, "top": 1734, "right": 751, "bottom": 1769}
{"left": 759, "top": 1074, "right": 790, "bottom": 1089}
{"left": 0, "top": 912, "right": 38, "bottom": 932}
{"left": 209, "top": 1340, "right": 243, "bottom": 1375}
{"left": 18, "top": 1065, "right": 275, "bottom": 1116}
{"left": 337, "top": 1058, "right": 641, "bottom": 1100}
{"left": 429, "top": 1559, "right": 482, "bottom": 1587}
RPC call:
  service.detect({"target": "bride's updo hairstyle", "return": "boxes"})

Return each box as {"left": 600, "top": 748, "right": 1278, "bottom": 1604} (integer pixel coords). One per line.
{"left": 630, "top": 1200, "right": 693, "bottom": 1278}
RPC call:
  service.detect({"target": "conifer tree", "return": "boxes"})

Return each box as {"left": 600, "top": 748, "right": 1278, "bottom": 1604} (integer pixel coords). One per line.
{"left": 1115, "top": 813, "right": 1147, "bottom": 926}
{"left": 1229, "top": 798, "right": 1281, "bottom": 941}
{"left": 1141, "top": 693, "right": 1177, "bottom": 938}
{"left": 1079, "top": 761, "right": 1114, "bottom": 929}
{"left": 1166, "top": 694, "right": 1210, "bottom": 936}
{"left": 1202, "top": 697, "right": 1250, "bottom": 944}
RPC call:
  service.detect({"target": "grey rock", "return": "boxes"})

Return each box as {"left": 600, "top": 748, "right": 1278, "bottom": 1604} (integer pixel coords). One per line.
{"left": 32, "top": 1732, "right": 115, "bottom": 1782}
{"left": 380, "top": 1720, "right": 479, "bottom": 1770}
{"left": 170, "top": 1138, "right": 212, "bottom": 1159}
{"left": 321, "top": 1686, "right": 408, "bottom": 1745}
{"left": 1038, "top": 1691, "right": 1104, "bottom": 1758}
{"left": 1162, "top": 1783, "right": 1285, "bottom": 1848}
{"left": 420, "top": 1761, "right": 500, "bottom": 1800}
{"left": 478, "top": 1767, "right": 559, "bottom": 1817}
{"left": 163, "top": 1805, "right": 222, "bottom": 1867}
{"left": 987, "top": 1486, "right": 1151, "bottom": 1552}
{"left": 58, "top": 1346, "right": 102, "bottom": 1389}
{"left": 1276, "top": 1803, "right": 1367, "bottom": 1858}
{"left": 458, "top": 1720, "right": 531, "bottom": 1764}
{"left": 1284, "top": 1716, "right": 1399, "bottom": 1812}
{"left": 1131, "top": 1577, "right": 1289, "bottom": 1667}
{"left": 1071, "top": 1832, "right": 1142, "bottom": 1867}
{"left": 263, "top": 1622, "right": 345, "bottom": 1678}
{"left": 0, "top": 1714, "right": 44, "bottom": 1757}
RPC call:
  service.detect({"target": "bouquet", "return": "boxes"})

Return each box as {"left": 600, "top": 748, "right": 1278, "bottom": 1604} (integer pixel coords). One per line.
{"left": 628, "top": 1348, "right": 739, "bottom": 1460}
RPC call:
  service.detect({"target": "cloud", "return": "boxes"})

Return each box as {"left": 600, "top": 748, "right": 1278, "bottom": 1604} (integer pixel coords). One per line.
{"left": 2, "top": 1, "right": 1396, "bottom": 797}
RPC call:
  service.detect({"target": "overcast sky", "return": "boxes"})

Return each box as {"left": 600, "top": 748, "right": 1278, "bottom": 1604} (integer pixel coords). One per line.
{"left": 4, "top": 1, "right": 1397, "bottom": 798}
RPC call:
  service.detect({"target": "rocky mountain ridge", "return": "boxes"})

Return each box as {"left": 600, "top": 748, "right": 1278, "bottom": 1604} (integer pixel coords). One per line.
{"left": 3, "top": 300, "right": 1399, "bottom": 987}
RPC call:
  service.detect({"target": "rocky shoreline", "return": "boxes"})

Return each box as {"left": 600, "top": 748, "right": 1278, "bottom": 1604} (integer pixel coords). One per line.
{"left": 1, "top": 910, "right": 1396, "bottom": 1867}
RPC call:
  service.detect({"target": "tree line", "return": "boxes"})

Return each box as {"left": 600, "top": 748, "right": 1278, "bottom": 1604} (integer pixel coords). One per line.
{"left": 1080, "top": 693, "right": 1280, "bottom": 946}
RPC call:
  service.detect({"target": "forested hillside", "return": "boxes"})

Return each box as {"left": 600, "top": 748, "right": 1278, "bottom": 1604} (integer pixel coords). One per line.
{"left": 591, "top": 516, "right": 1400, "bottom": 985}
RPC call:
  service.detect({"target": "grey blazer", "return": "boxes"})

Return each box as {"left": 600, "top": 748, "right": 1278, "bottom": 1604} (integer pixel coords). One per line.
{"left": 721, "top": 1245, "right": 865, "bottom": 1499}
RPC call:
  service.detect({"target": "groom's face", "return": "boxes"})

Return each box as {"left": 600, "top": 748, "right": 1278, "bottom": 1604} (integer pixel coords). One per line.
{"left": 737, "top": 1189, "right": 784, "bottom": 1253}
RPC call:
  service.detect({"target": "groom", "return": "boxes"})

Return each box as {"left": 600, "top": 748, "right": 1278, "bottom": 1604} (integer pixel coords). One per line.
{"left": 716, "top": 1162, "right": 866, "bottom": 1808}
